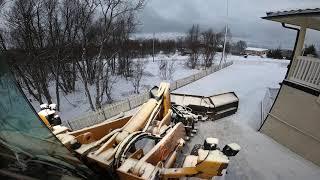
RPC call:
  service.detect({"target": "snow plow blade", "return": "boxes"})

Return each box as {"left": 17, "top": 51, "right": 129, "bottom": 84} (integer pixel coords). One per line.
{"left": 171, "top": 92, "right": 239, "bottom": 120}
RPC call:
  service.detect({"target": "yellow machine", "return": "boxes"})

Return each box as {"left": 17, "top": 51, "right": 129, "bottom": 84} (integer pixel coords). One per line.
{"left": 51, "top": 82, "right": 240, "bottom": 179}
{"left": 38, "top": 103, "right": 62, "bottom": 129}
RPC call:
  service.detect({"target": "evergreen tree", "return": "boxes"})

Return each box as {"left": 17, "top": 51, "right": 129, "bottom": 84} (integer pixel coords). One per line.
{"left": 267, "top": 48, "right": 283, "bottom": 59}
{"left": 304, "top": 44, "right": 318, "bottom": 57}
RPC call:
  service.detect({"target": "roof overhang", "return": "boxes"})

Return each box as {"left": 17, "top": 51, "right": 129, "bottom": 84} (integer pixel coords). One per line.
{"left": 262, "top": 8, "right": 320, "bottom": 31}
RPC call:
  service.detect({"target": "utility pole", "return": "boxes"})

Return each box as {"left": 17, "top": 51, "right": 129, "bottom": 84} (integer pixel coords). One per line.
{"left": 153, "top": 32, "right": 155, "bottom": 62}
{"left": 219, "top": 0, "right": 229, "bottom": 68}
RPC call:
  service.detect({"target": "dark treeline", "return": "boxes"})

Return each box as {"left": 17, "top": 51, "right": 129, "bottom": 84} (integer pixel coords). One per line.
{"left": 0, "top": 0, "right": 145, "bottom": 111}
{"left": 0, "top": 0, "right": 247, "bottom": 112}
{"left": 134, "top": 25, "right": 247, "bottom": 69}
{"left": 267, "top": 44, "right": 318, "bottom": 60}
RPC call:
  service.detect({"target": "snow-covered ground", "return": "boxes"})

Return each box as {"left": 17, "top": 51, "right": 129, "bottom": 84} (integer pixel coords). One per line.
{"left": 28, "top": 53, "right": 200, "bottom": 121}
{"left": 174, "top": 56, "right": 320, "bottom": 180}
{"left": 176, "top": 55, "right": 289, "bottom": 130}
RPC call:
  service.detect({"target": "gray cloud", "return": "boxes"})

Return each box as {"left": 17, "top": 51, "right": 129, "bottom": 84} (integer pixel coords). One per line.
{"left": 137, "top": 0, "right": 320, "bottom": 49}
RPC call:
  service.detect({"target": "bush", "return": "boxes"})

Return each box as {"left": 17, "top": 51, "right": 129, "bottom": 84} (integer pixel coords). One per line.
{"left": 304, "top": 44, "right": 318, "bottom": 57}
{"left": 267, "top": 49, "right": 283, "bottom": 59}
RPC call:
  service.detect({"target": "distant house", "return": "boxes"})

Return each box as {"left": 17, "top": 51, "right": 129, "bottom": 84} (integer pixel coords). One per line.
{"left": 245, "top": 47, "right": 269, "bottom": 56}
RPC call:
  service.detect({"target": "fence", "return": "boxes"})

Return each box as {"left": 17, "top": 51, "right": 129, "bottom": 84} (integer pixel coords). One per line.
{"left": 261, "top": 87, "right": 279, "bottom": 127}
{"left": 66, "top": 62, "right": 233, "bottom": 130}
{"left": 289, "top": 56, "right": 320, "bottom": 90}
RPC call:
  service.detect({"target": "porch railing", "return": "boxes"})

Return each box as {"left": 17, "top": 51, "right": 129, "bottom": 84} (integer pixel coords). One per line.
{"left": 289, "top": 56, "right": 320, "bottom": 90}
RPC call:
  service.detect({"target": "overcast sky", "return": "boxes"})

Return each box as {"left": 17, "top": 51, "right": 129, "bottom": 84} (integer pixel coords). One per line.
{"left": 137, "top": 0, "right": 320, "bottom": 49}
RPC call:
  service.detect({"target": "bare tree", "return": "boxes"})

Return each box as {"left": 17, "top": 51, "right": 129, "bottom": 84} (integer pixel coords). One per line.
{"left": 74, "top": 0, "right": 145, "bottom": 110}
{"left": 0, "top": 0, "right": 4, "bottom": 11}
{"left": 7, "top": 0, "right": 53, "bottom": 104}
{"left": 219, "top": 26, "right": 232, "bottom": 60}
{"left": 201, "top": 29, "right": 217, "bottom": 68}
{"left": 116, "top": 13, "right": 137, "bottom": 77}
{"left": 0, "top": 30, "right": 6, "bottom": 51}
{"left": 236, "top": 40, "right": 247, "bottom": 53}
{"left": 77, "top": 49, "right": 96, "bottom": 111}
{"left": 76, "top": 0, "right": 98, "bottom": 85}
{"left": 105, "top": 65, "right": 117, "bottom": 103}
{"left": 130, "top": 60, "right": 145, "bottom": 94}
{"left": 0, "top": 0, "right": 6, "bottom": 51}
{"left": 55, "top": 0, "right": 81, "bottom": 94}
{"left": 90, "top": 0, "right": 144, "bottom": 109}
{"left": 43, "top": 0, "right": 62, "bottom": 110}
{"left": 3, "top": 0, "right": 145, "bottom": 112}
{"left": 186, "top": 24, "right": 200, "bottom": 69}
{"left": 158, "top": 59, "right": 175, "bottom": 81}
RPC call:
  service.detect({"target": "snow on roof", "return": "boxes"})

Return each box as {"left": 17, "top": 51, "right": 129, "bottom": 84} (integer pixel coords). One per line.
{"left": 262, "top": 8, "right": 320, "bottom": 31}
{"left": 245, "top": 47, "right": 268, "bottom": 52}
{"left": 265, "top": 8, "right": 320, "bottom": 18}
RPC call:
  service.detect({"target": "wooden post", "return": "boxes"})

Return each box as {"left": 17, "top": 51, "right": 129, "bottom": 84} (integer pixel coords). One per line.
{"left": 289, "top": 26, "right": 306, "bottom": 78}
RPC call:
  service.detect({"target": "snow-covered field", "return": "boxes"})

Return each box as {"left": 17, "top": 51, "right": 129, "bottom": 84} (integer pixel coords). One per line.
{"left": 174, "top": 56, "right": 320, "bottom": 180}
{"left": 28, "top": 53, "right": 200, "bottom": 121}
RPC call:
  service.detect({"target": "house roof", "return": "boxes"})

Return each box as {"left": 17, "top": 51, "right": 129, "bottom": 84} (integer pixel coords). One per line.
{"left": 245, "top": 47, "right": 268, "bottom": 52}
{"left": 265, "top": 8, "right": 320, "bottom": 18}
{"left": 262, "top": 8, "right": 320, "bottom": 31}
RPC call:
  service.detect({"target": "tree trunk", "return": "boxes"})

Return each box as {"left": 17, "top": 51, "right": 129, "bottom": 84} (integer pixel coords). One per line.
{"left": 55, "top": 72, "right": 60, "bottom": 111}
{"left": 84, "top": 81, "right": 95, "bottom": 111}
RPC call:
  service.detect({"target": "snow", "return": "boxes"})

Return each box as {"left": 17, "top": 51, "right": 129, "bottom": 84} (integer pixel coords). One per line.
{"left": 174, "top": 55, "right": 320, "bottom": 180}
{"left": 210, "top": 93, "right": 238, "bottom": 107}
{"left": 245, "top": 47, "right": 269, "bottom": 52}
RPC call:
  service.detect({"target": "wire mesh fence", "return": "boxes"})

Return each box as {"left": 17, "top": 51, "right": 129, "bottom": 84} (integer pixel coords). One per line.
{"left": 260, "top": 87, "right": 279, "bottom": 127}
